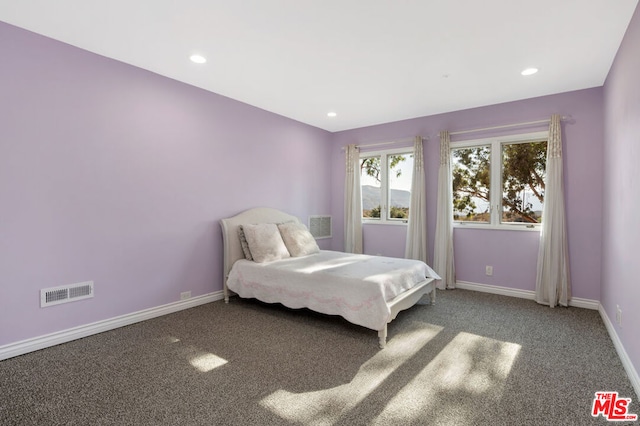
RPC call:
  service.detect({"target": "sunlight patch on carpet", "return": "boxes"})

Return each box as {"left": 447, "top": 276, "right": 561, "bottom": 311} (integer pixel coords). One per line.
{"left": 189, "top": 352, "right": 228, "bottom": 372}
{"left": 374, "top": 332, "right": 521, "bottom": 425}
{"left": 259, "top": 323, "right": 443, "bottom": 425}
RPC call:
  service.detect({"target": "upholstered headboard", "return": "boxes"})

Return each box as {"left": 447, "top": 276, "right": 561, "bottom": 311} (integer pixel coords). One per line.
{"left": 219, "top": 207, "right": 300, "bottom": 300}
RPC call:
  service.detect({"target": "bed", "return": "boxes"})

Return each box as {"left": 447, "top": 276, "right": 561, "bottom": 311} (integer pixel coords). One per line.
{"left": 220, "top": 207, "right": 439, "bottom": 348}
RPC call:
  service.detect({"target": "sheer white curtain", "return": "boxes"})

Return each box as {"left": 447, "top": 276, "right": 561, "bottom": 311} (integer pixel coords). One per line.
{"left": 344, "top": 144, "right": 363, "bottom": 253}
{"left": 433, "top": 131, "right": 455, "bottom": 289}
{"left": 535, "top": 114, "right": 571, "bottom": 307}
{"left": 405, "top": 136, "right": 427, "bottom": 262}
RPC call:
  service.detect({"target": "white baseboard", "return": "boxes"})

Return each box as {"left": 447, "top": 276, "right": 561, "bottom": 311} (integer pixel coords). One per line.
{"left": 568, "top": 297, "right": 600, "bottom": 310}
{"left": 598, "top": 304, "right": 640, "bottom": 400}
{"left": 455, "top": 281, "right": 599, "bottom": 310}
{"left": 456, "top": 281, "right": 535, "bottom": 300}
{"left": 0, "top": 291, "right": 224, "bottom": 361}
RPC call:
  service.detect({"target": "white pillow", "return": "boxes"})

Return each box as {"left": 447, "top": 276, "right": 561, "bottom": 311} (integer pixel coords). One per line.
{"left": 278, "top": 222, "right": 320, "bottom": 257}
{"left": 242, "top": 223, "right": 291, "bottom": 263}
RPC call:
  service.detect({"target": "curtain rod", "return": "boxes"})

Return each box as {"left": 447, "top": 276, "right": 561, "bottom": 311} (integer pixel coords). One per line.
{"left": 341, "top": 136, "right": 427, "bottom": 151}
{"left": 448, "top": 115, "right": 571, "bottom": 136}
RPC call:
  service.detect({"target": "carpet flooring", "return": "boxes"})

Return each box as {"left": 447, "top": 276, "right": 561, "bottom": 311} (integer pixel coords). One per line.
{"left": 1, "top": 289, "right": 638, "bottom": 425}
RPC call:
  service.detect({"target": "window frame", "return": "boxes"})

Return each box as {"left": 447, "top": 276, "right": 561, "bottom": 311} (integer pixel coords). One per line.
{"left": 360, "top": 147, "right": 414, "bottom": 225}
{"left": 451, "top": 131, "right": 548, "bottom": 231}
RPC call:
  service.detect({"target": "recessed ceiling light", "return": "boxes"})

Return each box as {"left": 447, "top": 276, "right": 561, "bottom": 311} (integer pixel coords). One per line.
{"left": 521, "top": 68, "right": 538, "bottom": 76}
{"left": 190, "top": 54, "right": 207, "bottom": 64}
{"left": 327, "top": 112, "right": 337, "bottom": 118}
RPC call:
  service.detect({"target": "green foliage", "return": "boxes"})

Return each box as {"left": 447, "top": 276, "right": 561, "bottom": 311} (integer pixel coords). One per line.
{"left": 389, "top": 206, "right": 408, "bottom": 219}
{"left": 501, "top": 142, "right": 546, "bottom": 223}
{"left": 361, "top": 157, "right": 382, "bottom": 182}
{"left": 360, "top": 155, "right": 407, "bottom": 183}
{"left": 362, "top": 205, "right": 408, "bottom": 220}
{"left": 452, "top": 146, "right": 491, "bottom": 218}
{"left": 364, "top": 206, "right": 381, "bottom": 218}
{"left": 389, "top": 155, "right": 406, "bottom": 179}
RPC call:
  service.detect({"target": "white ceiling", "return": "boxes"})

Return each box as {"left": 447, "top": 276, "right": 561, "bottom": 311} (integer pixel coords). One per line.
{"left": 0, "top": 0, "right": 637, "bottom": 132}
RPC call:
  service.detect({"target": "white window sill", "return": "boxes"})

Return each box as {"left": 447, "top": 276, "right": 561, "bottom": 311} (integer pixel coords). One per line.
{"left": 453, "top": 223, "right": 541, "bottom": 232}
{"left": 362, "top": 220, "right": 408, "bottom": 226}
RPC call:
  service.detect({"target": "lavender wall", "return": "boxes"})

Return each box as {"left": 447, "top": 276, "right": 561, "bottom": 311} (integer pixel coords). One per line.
{"left": 330, "top": 88, "right": 604, "bottom": 300}
{"left": 0, "top": 22, "right": 333, "bottom": 346}
{"left": 602, "top": 3, "right": 640, "bottom": 387}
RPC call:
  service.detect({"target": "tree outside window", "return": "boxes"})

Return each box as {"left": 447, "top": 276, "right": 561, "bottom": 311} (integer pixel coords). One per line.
{"left": 452, "top": 146, "right": 491, "bottom": 222}
{"left": 501, "top": 141, "right": 546, "bottom": 223}
{"left": 451, "top": 133, "right": 547, "bottom": 227}
{"left": 360, "top": 151, "right": 413, "bottom": 222}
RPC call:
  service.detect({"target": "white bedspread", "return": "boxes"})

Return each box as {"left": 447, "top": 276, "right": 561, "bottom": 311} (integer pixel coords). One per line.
{"left": 226, "top": 250, "right": 440, "bottom": 331}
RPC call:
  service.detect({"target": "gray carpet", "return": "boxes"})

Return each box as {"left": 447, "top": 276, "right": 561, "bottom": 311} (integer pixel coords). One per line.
{"left": 1, "top": 289, "right": 638, "bottom": 425}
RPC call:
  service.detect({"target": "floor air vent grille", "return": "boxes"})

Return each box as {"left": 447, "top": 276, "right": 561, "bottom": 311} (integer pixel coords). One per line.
{"left": 41, "top": 281, "right": 94, "bottom": 308}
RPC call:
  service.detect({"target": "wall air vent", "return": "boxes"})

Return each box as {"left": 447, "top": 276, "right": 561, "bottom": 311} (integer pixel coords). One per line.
{"left": 309, "top": 215, "right": 332, "bottom": 239}
{"left": 41, "top": 281, "right": 94, "bottom": 308}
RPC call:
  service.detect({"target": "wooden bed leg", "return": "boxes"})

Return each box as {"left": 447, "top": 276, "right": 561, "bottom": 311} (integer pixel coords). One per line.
{"left": 224, "top": 284, "right": 229, "bottom": 304}
{"left": 430, "top": 287, "right": 436, "bottom": 305}
{"left": 378, "top": 326, "right": 387, "bottom": 349}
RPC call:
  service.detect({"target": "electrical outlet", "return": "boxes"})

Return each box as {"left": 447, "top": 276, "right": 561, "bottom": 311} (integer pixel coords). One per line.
{"left": 616, "top": 305, "right": 622, "bottom": 327}
{"left": 485, "top": 265, "right": 493, "bottom": 276}
{"left": 180, "top": 291, "right": 191, "bottom": 300}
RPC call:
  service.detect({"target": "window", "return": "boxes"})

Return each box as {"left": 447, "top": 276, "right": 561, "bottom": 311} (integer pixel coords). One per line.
{"left": 451, "top": 131, "right": 548, "bottom": 228}
{"left": 360, "top": 148, "right": 413, "bottom": 223}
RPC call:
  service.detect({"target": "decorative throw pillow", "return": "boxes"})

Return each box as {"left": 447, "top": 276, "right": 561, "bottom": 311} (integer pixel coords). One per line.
{"left": 242, "top": 223, "right": 291, "bottom": 263}
{"left": 237, "top": 225, "right": 253, "bottom": 261}
{"left": 278, "top": 222, "right": 320, "bottom": 257}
